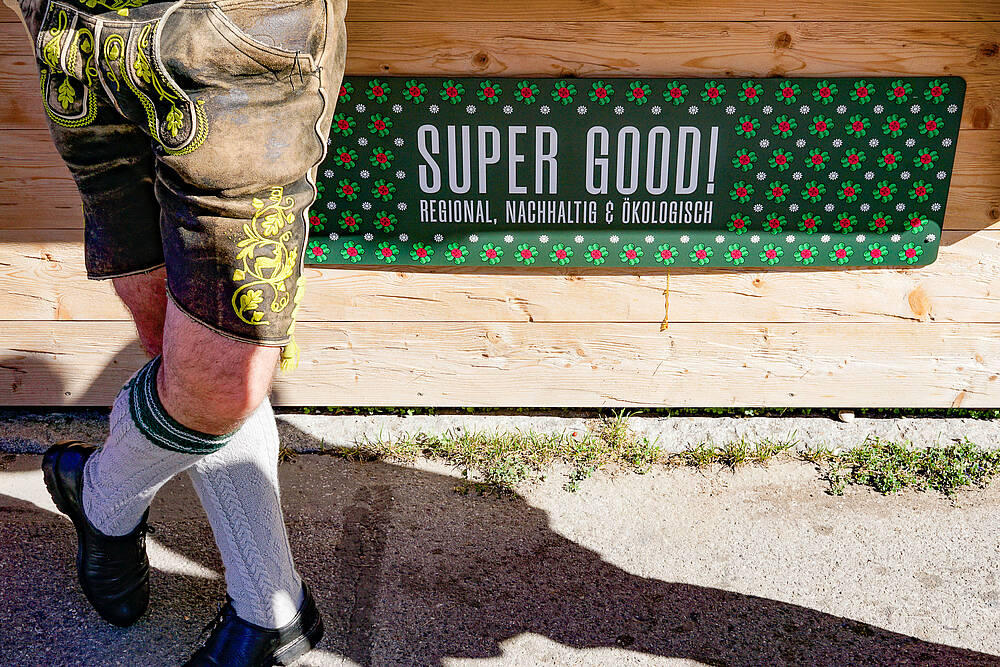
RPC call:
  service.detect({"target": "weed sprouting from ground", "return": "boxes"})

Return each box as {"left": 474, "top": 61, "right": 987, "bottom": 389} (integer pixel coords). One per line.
{"left": 315, "top": 410, "right": 664, "bottom": 495}
{"left": 309, "top": 417, "right": 1000, "bottom": 498}
{"left": 821, "top": 437, "right": 1000, "bottom": 496}
{"left": 671, "top": 437, "right": 797, "bottom": 469}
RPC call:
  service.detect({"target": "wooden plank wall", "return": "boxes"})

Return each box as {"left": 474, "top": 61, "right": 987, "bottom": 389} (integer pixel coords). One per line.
{"left": 1, "top": 1, "right": 999, "bottom": 407}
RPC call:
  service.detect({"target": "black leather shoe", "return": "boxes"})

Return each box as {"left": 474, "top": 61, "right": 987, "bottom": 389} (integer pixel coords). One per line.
{"left": 42, "top": 440, "right": 151, "bottom": 627}
{"left": 184, "top": 584, "right": 324, "bottom": 666}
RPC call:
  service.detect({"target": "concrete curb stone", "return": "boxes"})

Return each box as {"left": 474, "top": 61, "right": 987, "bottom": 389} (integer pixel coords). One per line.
{"left": 1, "top": 410, "right": 997, "bottom": 454}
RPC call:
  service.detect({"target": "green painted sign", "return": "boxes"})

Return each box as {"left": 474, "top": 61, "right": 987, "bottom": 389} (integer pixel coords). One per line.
{"left": 306, "top": 77, "right": 964, "bottom": 269}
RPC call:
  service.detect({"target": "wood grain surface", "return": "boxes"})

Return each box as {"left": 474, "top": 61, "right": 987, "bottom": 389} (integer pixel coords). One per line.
{"left": 1, "top": 2, "right": 998, "bottom": 406}
{"left": 1, "top": 321, "right": 997, "bottom": 406}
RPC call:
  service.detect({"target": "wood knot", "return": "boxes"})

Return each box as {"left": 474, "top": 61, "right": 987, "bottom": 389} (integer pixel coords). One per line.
{"left": 979, "top": 41, "right": 999, "bottom": 58}
{"left": 989, "top": 206, "right": 1000, "bottom": 221}
{"left": 907, "top": 286, "right": 931, "bottom": 320}
{"left": 972, "top": 106, "right": 993, "bottom": 129}
{"left": 473, "top": 51, "right": 489, "bottom": 67}
{"left": 774, "top": 31, "right": 792, "bottom": 49}
{"left": 380, "top": 64, "right": 390, "bottom": 72}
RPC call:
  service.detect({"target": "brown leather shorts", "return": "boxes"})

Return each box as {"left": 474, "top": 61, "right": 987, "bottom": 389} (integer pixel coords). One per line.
{"left": 18, "top": 0, "right": 346, "bottom": 345}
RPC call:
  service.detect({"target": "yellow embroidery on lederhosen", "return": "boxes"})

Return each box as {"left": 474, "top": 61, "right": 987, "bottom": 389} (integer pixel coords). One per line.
{"left": 232, "top": 187, "right": 298, "bottom": 327}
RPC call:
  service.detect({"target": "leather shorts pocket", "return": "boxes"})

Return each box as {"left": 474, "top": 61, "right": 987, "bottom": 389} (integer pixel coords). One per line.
{"left": 205, "top": 4, "right": 316, "bottom": 70}
{"left": 185, "top": 0, "right": 326, "bottom": 74}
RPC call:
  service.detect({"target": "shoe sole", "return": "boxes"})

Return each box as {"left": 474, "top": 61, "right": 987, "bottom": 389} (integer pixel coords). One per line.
{"left": 272, "top": 610, "right": 325, "bottom": 666}
{"left": 42, "top": 441, "right": 145, "bottom": 628}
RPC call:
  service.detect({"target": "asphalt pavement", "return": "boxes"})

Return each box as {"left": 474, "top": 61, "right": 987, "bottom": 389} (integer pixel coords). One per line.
{"left": 1, "top": 449, "right": 999, "bottom": 666}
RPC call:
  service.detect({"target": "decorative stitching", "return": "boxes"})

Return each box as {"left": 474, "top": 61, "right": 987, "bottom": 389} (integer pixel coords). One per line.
{"left": 80, "top": 0, "right": 150, "bottom": 17}
{"left": 41, "top": 2, "right": 209, "bottom": 154}
{"left": 39, "top": 15, "right": 100, "bottom": 127}
{"left": 117, "top": 21, "right": 207, "bottom": 154}
{"left": 232, "top": 187, "right": 299, "bottom": 328}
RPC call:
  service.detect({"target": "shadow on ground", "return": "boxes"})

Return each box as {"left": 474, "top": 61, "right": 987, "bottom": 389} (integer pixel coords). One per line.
{"left": 2, "top": 443, "right": 999, "bottom": 666}
{"left": 0, "top": 351, "right": 997, "bottom": 666}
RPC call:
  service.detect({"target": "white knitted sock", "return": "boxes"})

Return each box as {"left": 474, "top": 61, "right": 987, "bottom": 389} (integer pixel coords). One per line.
{"left": 187, "top": 397, "right": 305, "bottom": 629}
{"left": 83, "top": 357, "right": 235, "bottom": 536}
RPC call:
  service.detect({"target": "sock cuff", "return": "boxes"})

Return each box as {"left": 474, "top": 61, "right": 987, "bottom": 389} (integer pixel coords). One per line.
{"left": 128, "top": 356, "right": 236, "bottom": 455}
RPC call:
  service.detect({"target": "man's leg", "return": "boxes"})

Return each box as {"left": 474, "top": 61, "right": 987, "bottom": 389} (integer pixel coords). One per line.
{"left": 113, "top": 268, "right": 167, "bottom": 358}
{"left": 81, "top": 295, "right": 306, "bottom": 626}
{"left": 161, "top": 299, "right": 306, "bottom": 628}
{"left": 158, "top": 299, "right": 278, "bottom": 435}
{"left": 111, "top": 267, "right": 279, "bottom": 435}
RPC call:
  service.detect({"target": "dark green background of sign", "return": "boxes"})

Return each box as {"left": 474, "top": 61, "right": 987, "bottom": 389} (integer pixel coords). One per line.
{"left": 306, "top": 76, "right": 963, "bottom": 269}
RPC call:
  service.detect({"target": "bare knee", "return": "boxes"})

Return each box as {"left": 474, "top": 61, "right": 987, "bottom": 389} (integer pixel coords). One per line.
{"left": 158, "top": 299, "right": 279, "bottom": 434}
{"left": 113, "top": 268, "right": 167, "bottom": 357}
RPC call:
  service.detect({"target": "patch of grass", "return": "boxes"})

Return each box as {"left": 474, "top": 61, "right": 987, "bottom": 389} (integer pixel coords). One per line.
{"left": 312, "top": 409, "right": 666, "bottom": 495}
{"left": 669, "top": 437, "right": 797, "bottom": 470}
{"left": 818, "top": 436, "right": 1000, "bottom": 496}
{"left": 799, "top": 444, "right": 837, "bottom": 465}
{"left": 301, "top": 415, "right": 1000, "bottom": 499}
